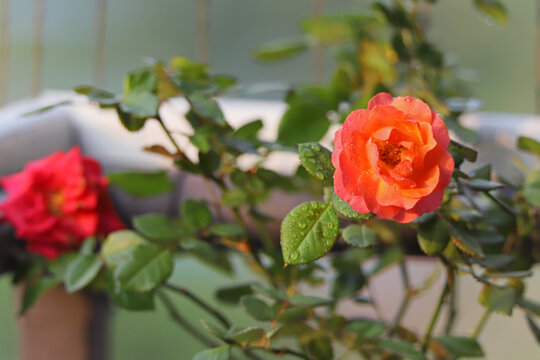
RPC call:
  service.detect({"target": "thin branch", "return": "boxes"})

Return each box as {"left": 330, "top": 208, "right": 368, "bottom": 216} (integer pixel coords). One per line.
{"left": 165, "top": 283, "right": 231, "bottom": 329}
{"left": 472, "top": 309, "right": 491, "bottom": 338}
{"left": 485, "top": 191, "right": 516, "bottom": 217}
{"left": 444, "top": 278, "right": 458, "bottom": 334}
{"left": 158, "top": 291, "right": 217, "bottom": 348}
{"left": 421, "top": 282, "right": 449, "bottom": 352}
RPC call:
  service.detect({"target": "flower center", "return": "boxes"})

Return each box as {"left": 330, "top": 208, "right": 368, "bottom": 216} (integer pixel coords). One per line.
{"left": 47, "top": 192, "right": 65, "bottom": 214}
{"left": 379, "top": 143, "right": 402, "bottom": 168}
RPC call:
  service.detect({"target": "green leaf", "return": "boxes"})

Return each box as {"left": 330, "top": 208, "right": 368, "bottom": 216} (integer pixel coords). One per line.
{"left": 252, "top": 38, "right": 308, "bottom": 61}
{"left": 251, "top": 283, "right": 288, "bottom": 301}
{"left": 377, "top": 339, "right": 426, "bottom": 360}
{"left": 474, "top": 0, "right": 507, "bottom": 24}
{"left": 332, "top": 193, "right": 374, "bottom": 223}
{"left": 193, "top": 345, "right": 231, "bottom": 360}
{"left": 48, "top": 253, "right": 78, "bottom": 280}
{"left": 180, "top": 238, "right": 232, "bottom": 273}
{"left": 524, "top": 171, "right": 540, "bottom": 207}
{"left": 64, "top": 254, "right": 103, "bottom": 293}
{"left": 120, "top": 91, "right": 159, "bottom": 118}
{"left": 278, "top": 86, "right": 338, "bottom": 146}
{"left": 298, "top": 143, "right": 335, "bottom": 186}
{"left": 199, "top": 150, "right": 221, "bottom": 175}
{"left": 133, "top": 214, "right": 187, "bottom": 244}
{"left": 435, "top": 336, "right": 483, "bottom": 357}
{"left": 449, "top": 223, "right": 484, "bottom": 258}
{"left": 123, "top": 68, "right": 158, "bottom": 95}
{"left": 221, "top": 189, "right": 248, "bottom": 207}
{"left": 170, "top": 56, "right": 208, "bottom": 78}
{"left": 518, "top": 136, "right": 540, "bottom": 157}
{"left": 472, "top": 254, "right": 514, "bottom": 269}
{"left": 216, "top": 284, "right": 253, "bottom": 304}
{"left": 116, "top": 105, "right": 148, "bottom": 132}
{"left": 212, "top": 74, "right": 236, "bottom": 93}
{"left": 276, "top": 306, "right": 311, "bottom": 323}
{"left": 342, "top": 225, "right": 377, "bottom": 248}
{"left": 332, "top": 270, "right": 365, "bottom": 299}
{"left": 19, "top": 277, "right": 60, "bottom": 315}
{"left": 468, "top": 164, "right": 492, "bottom": 180}
{"left": 182, "top": 199, "right": 212, "bottom": 228}
{"left": 114, "top": 244, "right": 173, "bottom": 292}
{"left": 234, "top": 120, "right": 263, "bottom": 140}
{"left": 280, "top": 201, "right": 339, "bottom": 265}
{"left": 478, "top": 285, "right": 516, "bottom": 316}
{"left": 200, "top": 320, "right": 228, "bottom": 340}
{"left": 241, "top": 295, "right": 275, "bottom": 321}
{"left": 108, "top": 171, "right": 173, "bottom": 197}
{"left": 231, "top": 327, "right": 267, "bottom": 348}
{"left": 306, "top": 336, "right": 333, "bottom": 360}
{"left": 289, "top": 294, "right": 333, "bottom": 307}
{"left": 417, "top": 216, "right": 449, "bottom": 255}
{"left": 188, "top": 93, "right": 227, "bottom": 127}
{"left": 106, "top": 272, "right": 154, "bottom": 311}
{"left": 102, "top": 230, "right": 145, "bottom": 267}
{"left": 189, "top": 129, "right": 214, "bottom": 153}
{"left": 449, "top": 140, "right": 477, "bottom": 163}
{"left": 345, "top": 319, "right": 385, "bottom": 339}
{"left": 467, "top": 179, "right": 504, "bottom": 191}
{"left": 75, "top": 86, "right": 119, "bottom": 106}
{"left": 209, "top": 224, "right": 246, "bottom": 237}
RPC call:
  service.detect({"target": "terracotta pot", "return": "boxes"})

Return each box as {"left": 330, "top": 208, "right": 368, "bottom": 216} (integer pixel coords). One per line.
{"left": 16, "top": 285, "right": 110, "bottom": 360}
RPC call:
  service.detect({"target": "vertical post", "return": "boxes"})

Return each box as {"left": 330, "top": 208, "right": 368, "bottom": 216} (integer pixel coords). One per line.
{"left": 310, "top": 0, "right": 325, "bottom": 83}
{"left": 536, "top": 0, "right": 540, "bottom": 114}
{"left": 196, "top": 0, "right": 210, "bottom": 63}
{"left": 0, "top": 0, "right": 10, "bottom": 106}
{"left": 94, "top": 0, "right": 108, "bottom": 88}
{"left": 30, "top": 0, "right": 46, "bottom": 97}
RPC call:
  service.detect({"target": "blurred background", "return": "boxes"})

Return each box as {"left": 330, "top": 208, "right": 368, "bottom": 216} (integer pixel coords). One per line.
{"left": 0, "top": 0, "right": 536, "bottom": 112}
{"left": 0, "top": 0, "right": 538, "bottom": 359}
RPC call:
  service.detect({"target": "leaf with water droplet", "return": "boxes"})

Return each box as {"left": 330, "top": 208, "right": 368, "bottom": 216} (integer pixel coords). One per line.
{"left": 280, "top": 201, "right": 339, "bottom": 265}
{"left": 331, "top": 193, "right": 374, "bottom": 223}
{"left": 298, "top": 143, "right": 335, "bottom": 186}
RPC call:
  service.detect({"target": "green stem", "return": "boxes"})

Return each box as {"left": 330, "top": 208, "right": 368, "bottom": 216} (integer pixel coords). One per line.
{"left": 444, "top": 278, "right": 458, "bottom": 334}
{"left": 485, "top": 191, "right": 516, "bottom": 217}
{"left": 158, "top": 291, "right": 217, "bottom": 348}
{"left": 156, "top": 115, "right": 182, "bottom": 154}
{"left": 472, "top": 309, "right": 492, "bottom": 338}
{"left": 422, "top": 283, "right": 449, "bottom": 352}
{"left": 165, "top": 283, "right": 231, "bottom": 328}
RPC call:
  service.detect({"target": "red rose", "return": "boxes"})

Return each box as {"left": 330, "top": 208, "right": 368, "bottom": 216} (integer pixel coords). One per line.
{"left": 0, "top": 147, "right": 124, "bottom": 259}
{"left": 332, "top": 93, "right": 454, "bottom": 223}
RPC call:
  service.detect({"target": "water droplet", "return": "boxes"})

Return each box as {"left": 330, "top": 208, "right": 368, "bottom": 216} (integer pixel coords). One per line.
{"left": 327, "top": 223, "right": 334, "bottom": 229}
{"left": 315, "top": 171, "right": 324, "bottom": 179}
{"left": 298, "top": 221, "right": 307, "bottom": 229}
{"left": 290, "top": 251, "right": 299, "bottom": 260}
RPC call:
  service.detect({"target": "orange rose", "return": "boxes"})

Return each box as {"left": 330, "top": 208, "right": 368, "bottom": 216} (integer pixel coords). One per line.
{"left": 332, "top": 93, "right": 454, "bottom": 223}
